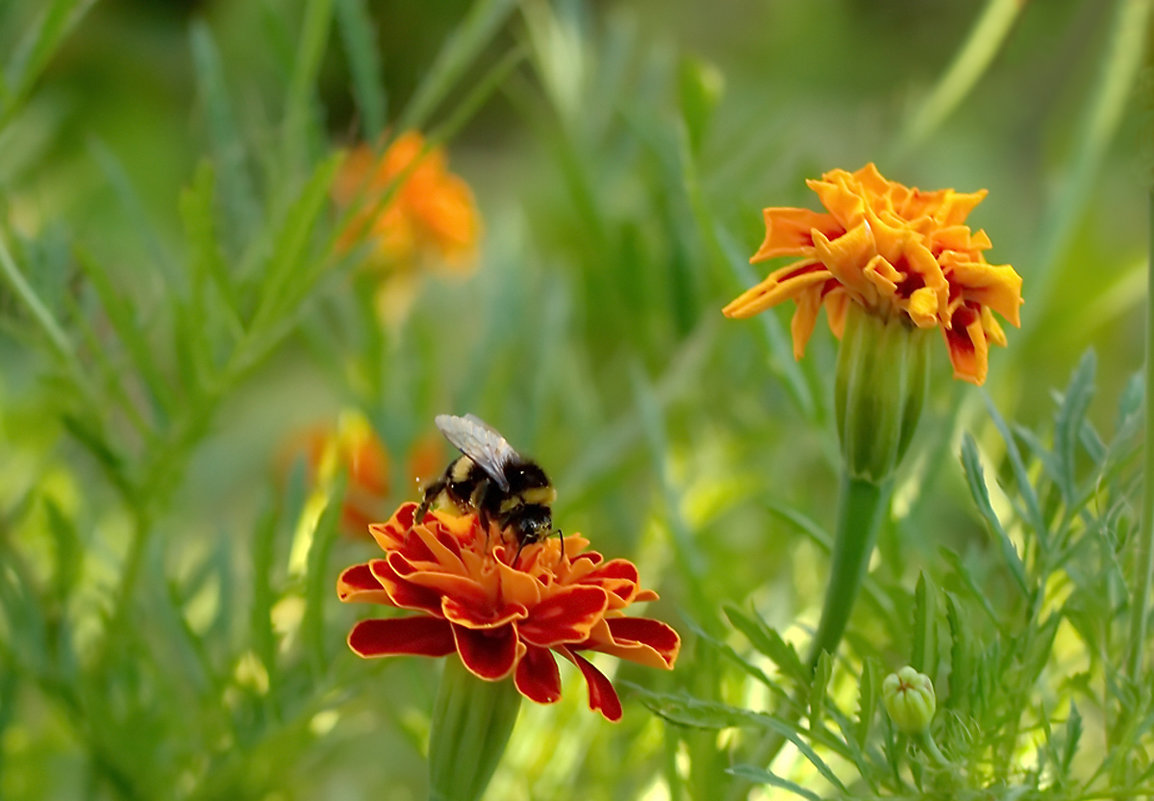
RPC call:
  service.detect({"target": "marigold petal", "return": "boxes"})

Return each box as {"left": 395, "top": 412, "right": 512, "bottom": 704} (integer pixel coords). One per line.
{"left": 823, "top": 287, "right": 851, "bottom": 339}
{"left": 751, "top": 207, "right": 841, "bottom": 262}
{"left": 348, "top": 617, "right": 455, "bottom": 658}
{"left": 494, "top": 559, "right": 544, "bottom": 608}
{"left": 906, "top": 286, "right": 940, "bottom": 328}
{"left": 982, "top": 306, "right": 1007, "bottom": 347}
{"left": 519, "top": 586, "right": 609, "bottom": 647}
{"left": 811, "top": 225, "right": 877, "bottom": 301}
{"left": 368, "top": 559, "right": 447, "bottom": 614}
{"left": 789, "top": 287, "right": 825, "bottom": 359}
{"left": 597, "top": 618, "right": 681, "bottom": 669}
{"left": 943, "top": 258, "right": 1023, "bottom": 327}
{"left": 514, "top": 646, "right": 562, "bottom": 705}
{"left": 443, "top": 595, "right": 528, "bottom": 630}
{"left": 943, "top": 304, "right": 988, "bottom": 385}
{"left": 722, "top": 260, "right": 829, "bottom": 319}
{"left": 336, "top": 561, "right": 394, "bottom": 605}
{"left": 452, "top": 622, "right": 524, "bottom": 680}
{"left": 558, "top": 647, "right": 623, "bottom": 722}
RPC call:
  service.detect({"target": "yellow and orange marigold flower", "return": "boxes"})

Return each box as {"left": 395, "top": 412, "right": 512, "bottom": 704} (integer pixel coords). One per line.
{"left": 337, "top": 502, "right": 680, "bottom": 722}
{"left": 723, "top": 164, "right": 1023, "bottom": 385}
{"left": 333, "top": 131, "right": 481, "bottom": 272}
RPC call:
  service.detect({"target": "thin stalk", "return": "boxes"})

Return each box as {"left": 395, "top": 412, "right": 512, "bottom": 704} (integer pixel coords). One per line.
{"left": 1025, "top": 0, "right": 1151, "bottom": 332}
{"left": 727, "top": 470, "right": 892, "bottom": 801}
{"left": 1127, "top": 185, "right": 1154, "bottom": 680}
{"left": 0, "top": 230, "right": 74, "bottom": 360}
{"left": 894, "top": 0, "right": 1025, "bottom": 155}
{"left": 806, "top": 473, "right": 893, "bottom": 667}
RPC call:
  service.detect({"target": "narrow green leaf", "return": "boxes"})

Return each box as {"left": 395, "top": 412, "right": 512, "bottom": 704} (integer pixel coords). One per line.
{"left": 249, "top": 500, "right": 281, "bottom": 679}
{"left": 1061, "top": 701, "right": 1082, "bottom": 774}
{"left": 753, "top": 714, "right": 848, "bottom": 793}
{"left": 397, "top": 0, "right": 517, "bottom": 133}
{"left": 180, "top": 160, "right": 242, "bottom": 333}
{"left": 809, "top": 650, "right": 832, "bottom": 733}
{"left": 303, "top": 488, "right": 341, "bottom": 679}
{"left": 1, "top": 0, "right": 95, "bottom": 125}
{"left": 723, "top": 604, "right": 807, "bottom": 685}
{"left": 982, "top": 390, "right": 1047, "bottom": 549}
{"left": 959, "top": 433, "right": 1028, "bottom": 596}
{"left": 944, "top": 593, "right": 971, "bottom": 711}
{"left": 679, "top": 615, "right": 786, "bottom": 701}
{"left": 334, "top": 0, "right": 386, "bottom": 141}
{"left": 284, "top": 0, "right": 335, "bottom": 168}
{"left": 42, "top": 498, "right": 81, "bottom": 602}
{"left": 1053, "top": 350, "right": 1096, "bottom": 502}
{"left": 87, "top": 139, "right": 180, "bottom": 285}
{"left": 726, "top": 766, "right": 822, "bottom": 801}
{"left": 74, "top": 248, "right": 177, "bottom": 415}
{"left": 911, "top": 571, "right": 938, "bottom": 675}
{"left": 854, "top": 657, "right": 879, "bottom": 747}
{"left": 249, "top": 151, "right": 344, "bottom": 330}
{"left": 189, "top": 22, "right": 261, "bottom": 258}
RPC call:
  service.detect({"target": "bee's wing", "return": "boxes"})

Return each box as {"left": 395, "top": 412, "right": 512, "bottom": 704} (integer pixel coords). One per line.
{"left": 434, "top": 414, "right": 516, "bottom": 491}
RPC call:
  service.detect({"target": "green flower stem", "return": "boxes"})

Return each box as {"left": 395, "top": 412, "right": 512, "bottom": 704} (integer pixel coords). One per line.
{"left": 915, "top": 731, "right": 951, "bottom": 769}
{"left": 428, "top": 658, "right": 522, "bottom": 801}
{"left": 1129, "top": 184, "right": 1154, "bottom": 680}
{"left": 727, "top": 472, "right": 893, "bottom": 801}
{"left": 807, "top": 471, "right": 892, "bottom": 668}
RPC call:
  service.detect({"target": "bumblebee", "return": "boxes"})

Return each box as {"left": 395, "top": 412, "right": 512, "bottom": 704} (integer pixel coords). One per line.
{"left": 417, "top": 414, "right": 557, "bottom": 556}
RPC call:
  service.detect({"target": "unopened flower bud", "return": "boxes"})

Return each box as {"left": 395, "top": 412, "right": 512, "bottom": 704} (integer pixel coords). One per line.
{"left": 883, "top": 666, "right": 936, "bottom": 734}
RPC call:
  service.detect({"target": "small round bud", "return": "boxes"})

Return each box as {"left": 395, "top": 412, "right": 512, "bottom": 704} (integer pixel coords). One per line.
{"left": 883, "top": 666, "right": 936, "bottom": 734}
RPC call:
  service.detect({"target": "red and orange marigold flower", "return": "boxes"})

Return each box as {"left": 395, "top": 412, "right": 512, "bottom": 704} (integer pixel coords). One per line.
{"left": 337, "top": 502, "right": 680, "bottom": 722}
{"left": 723, "top": 163, "right": 1023, "bottom": 385}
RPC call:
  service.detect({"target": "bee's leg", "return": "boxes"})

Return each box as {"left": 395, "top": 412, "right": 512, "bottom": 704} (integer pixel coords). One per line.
{"left": 472, "top": 479, "right": 494, "bottom": 549}
{"left": 416, "top": 478, "right": 446, "bottom": 521}
{"left": 554, "top": 529, "right": 565, "bottom": 566}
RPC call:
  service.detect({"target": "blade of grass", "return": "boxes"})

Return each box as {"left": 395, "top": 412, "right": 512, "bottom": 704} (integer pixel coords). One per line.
{"left": 397, "top": 0, "right": 518, "bottom": 133}
{"left": 1023, "top": 0, "right": 1152, "bottom": 336}
{"left": 894, "top": 0, "right": 1024, "bottom": 155}
{"left": 283, "top": 0, "right": 335, "bottom": 170}
{"left": 189, "top": 21, "right": 261, "bottom": 258}
{"left": 0, "top": 0, "right": 96, "bottom": 127}
{"left": 334, "top": 0, "right": 386, "bottom": 141}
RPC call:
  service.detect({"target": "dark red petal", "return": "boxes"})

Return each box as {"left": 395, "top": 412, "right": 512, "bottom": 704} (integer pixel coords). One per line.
{"left": 558, "top": 647, "right": 623, "bottom": 722}
{"left": 606, "top": 618, "right": 681, "bottom": 667}
{"left": 514, "top": 646, "right": 562, "bottom": 705}
{"left": 452, "top": 623, "right": 522, "bottom": 681}
{"left": 348, "top": 617, "right": 455, "bottom": 658}
{"left": 518, "top": 586, "right": 608, "bottom": 647}
{"left": 369, "top": 560, "right": 443, "bottom": 615}
{"left": 394, "top": 502, "right": 419, "bottom": 529}
{"left": 336, "top": 562, "right": 393, "bottom": 604}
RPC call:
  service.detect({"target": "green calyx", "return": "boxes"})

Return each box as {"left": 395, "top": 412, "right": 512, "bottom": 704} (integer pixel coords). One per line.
{"left": 428, "top": 658, "right": 523, "bottom": 801}
{"left": 835, "top": 302, "right": 931, "bottom": 484}
{"left": 883, "top": 665, "right": 937, "bottom": 734}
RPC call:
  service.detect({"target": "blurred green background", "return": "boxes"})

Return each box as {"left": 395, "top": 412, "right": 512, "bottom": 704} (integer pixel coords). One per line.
{"left": 0, "top": 0, "right": 1147, "bottom": 799}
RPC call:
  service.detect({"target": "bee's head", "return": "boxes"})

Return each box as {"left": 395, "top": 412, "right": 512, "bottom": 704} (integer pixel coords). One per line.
{"left": 514, "top": 505, "right": 554, "bottom": 546}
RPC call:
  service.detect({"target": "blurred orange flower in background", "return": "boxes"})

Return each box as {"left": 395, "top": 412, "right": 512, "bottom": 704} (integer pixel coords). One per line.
{"left": 337, "top": 503, "right": 680, "bottom": 722}
{"left": 288, "top": 412, "right": 445, "bottom": 536}
{"left": 333, "top": 131, "right": 481, "bottom": 272}
{"left": 723, "top": 164, "right": 1022, "bottom": 385}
